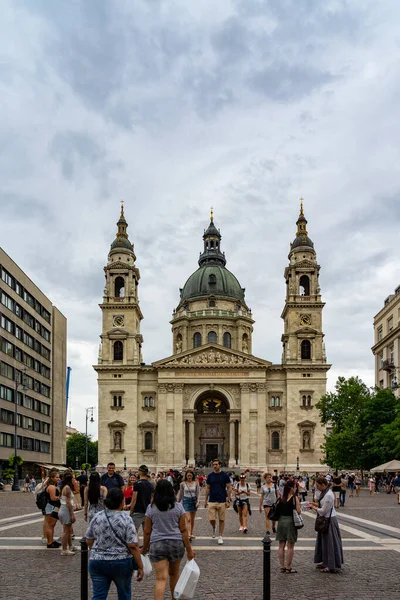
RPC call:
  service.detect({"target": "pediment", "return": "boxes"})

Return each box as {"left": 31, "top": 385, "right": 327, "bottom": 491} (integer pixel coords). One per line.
{"left": 107, "top": 328, "right": 128, "bottom": 339}
{"left": 294, "top": 326, "right": 318, "bottom": 335}
{"left": 153, "top": 343, "right": 271, "bottom": 369}
{"left": 297, "top": 419, "right": 316, "bottom": 428}
{"left": 266, "top": 420, "right": 285, "bottom": 428}
{"left": 294, "top": 259, "right": 315, "bottom": 269}
{"left": 138, "top": 420, "right": 158, "bottom": 429}
{"left": 108, "top": 420, "right": 126, "bottom": 428}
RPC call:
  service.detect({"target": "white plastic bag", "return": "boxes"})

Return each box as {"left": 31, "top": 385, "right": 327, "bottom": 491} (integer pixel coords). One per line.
{"left": 174, "top": 559, "right": 200, "bottom": 599}
{"left": 142, "top": 554, "right": 153, "bottom": 579}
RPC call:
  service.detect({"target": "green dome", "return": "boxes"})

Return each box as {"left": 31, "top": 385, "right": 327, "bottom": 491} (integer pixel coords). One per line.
{"left": 181, "top": 265, "right": 245, "bottom": 302}
{"left": 110, "top": 236, "right": 133, "bottom": 251}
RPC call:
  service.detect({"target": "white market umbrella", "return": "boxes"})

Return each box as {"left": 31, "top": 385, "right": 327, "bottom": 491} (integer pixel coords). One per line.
{"left": 370, "top": 459, "right": 400, "bottom": 472}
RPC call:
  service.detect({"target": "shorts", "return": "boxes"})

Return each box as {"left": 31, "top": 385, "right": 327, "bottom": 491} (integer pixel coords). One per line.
{"left": 395, "top": 486, "right": 400, "bottom": 494}
{"left": 333, "top": 491, "right": 340, "bottom": 499}
{"left": 348, "top": 483, "right": 354, "bottom": 490}
{"left": 132, "top": 513, "right": 146, "bottom": 534}
{"left": 44, "top": 503, "right": 59, "bottom": 520}
{"left": 58, "top": 506, "right": 72, "bottom": 525}
{"left": 207, "top": 502, "right": 226, "bottom": 522}
{"left": 183, "top": 497, "right": 197, "bottom": 512}
{"left": 149, "top": 539, "right": 185, "bottom": 563}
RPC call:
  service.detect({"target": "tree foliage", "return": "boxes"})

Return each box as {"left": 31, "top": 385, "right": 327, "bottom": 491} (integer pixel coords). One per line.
{"left": 66, "top": 433, "right": 98, "bottom": 469}
{"left": 316, "top": 376, "right": 400, "bottom": 470}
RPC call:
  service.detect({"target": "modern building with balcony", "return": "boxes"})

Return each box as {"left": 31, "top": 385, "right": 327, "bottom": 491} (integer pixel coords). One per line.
{"left": 372, "top": 285, "right": 400, "bottom": 394}
{"left": 0, "top": 248, "right": 67, "bottom": 477}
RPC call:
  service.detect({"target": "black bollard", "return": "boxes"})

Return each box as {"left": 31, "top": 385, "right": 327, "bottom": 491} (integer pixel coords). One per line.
{"left": 262, "top": 533, "right": 271, "bottom": 600}
{"left": 80, "top": 537, "right": 89, "bottom": 600}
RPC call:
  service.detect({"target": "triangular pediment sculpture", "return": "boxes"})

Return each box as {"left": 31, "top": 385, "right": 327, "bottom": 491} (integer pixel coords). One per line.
{"left": 108, "top": 420, "right": 126, "bottom": 428}
{"left": 266, "top": 420, "right": 286, "bottom": 429}
{"left": 153, "top": 343, "right": 271, "bottom": 369}
{"left": 297, "top": 419, "right": 316, "bottom": 428}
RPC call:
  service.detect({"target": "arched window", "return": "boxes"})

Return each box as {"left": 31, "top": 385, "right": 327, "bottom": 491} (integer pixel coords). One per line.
{"left": 144, "top": 431, "right": 152, "bottom": 450}
{"left": 299, "top": 275, "right": 310, "bottom": 296}
{"left": 193, "top": 332, "right": 202, "bottom": 348}
{"left": 275, "top": 396, "right": 280, "bottom": 407}
{"left": 301, "top": 340, "right": 311, "bottom": 360}
{"left": 307, "top": 395, "right": 312, "bottom": 407}
{"left": 270, "top": 396, "right": 276, "bottom": 407}
{"left": 114, "top": 276, "right": 125, "bottom": 297}
{"left": 302, "top": 395, "right": 307, "bottom": 407}
{"left": 113, "top": 341, "right": 123, "bottom": 361}
{"left": 223, "top": 332, "right": 231, "bottom": 348}
{"left": 209, "top": 274, "right": 216, "bottom": 285}
{"left": 271, "top": 431, "right": 280, "bottom": 450}
{"left": 149, "top": 396, "right": 154, "bottom": 407}
{"left": 208, "top": 331, "right": 217, "bottom": 344}
{"left": 144, "top": 396, "right": 149, "bottom": 407}
{"left": 209, "top": 299, "right": 216, "bottom": 307}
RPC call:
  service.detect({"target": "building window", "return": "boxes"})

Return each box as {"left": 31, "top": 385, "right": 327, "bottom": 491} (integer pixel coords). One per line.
{"left": 223, "top": 332, "right": 231, "bottom": 348}
{"left": 113, "top": 341, "right": 123, "bottom": 361}
{"left": 208, "top": 274, "right": 216, "bottom": 285}
{"left": 114, "top": 277, "right": 125, "bottom": 298}
{"left": 379, "top": 379, "right": 384, "bottom": 388}
{"left": 378, "top": 326, "right": 383, "bottom": 341}
{"left": 388, "top": 317, "right": 394, "bottom": 332}
{"left": 144, "top": 396, "right": 149, "bottom": 407}
{"left": 299, "top": 275, "right": 310, "bottom": 296}
{"left": 379, "top": 354, "right": 384, "bottom": 369}
{"left": 193, "top": 332, "right": 202, "bottom": 348}
{"left": 144, "top": 431, "right": 153, "bottom": 450}
{"left": 390, "top": 346, "right": 394, "bottom": 364}
{"left": 113, "top": 395, "right": 122, "bottom": 407}
{"left": 208, "top": 331, "right": 217, "bottom": 344}
{"left": 301, "top": 340, "right": 311, "bottom": 360}
{"left": 149, "top": 396, "right": 154, "bottom": 407}
{"left": 271, "top": 431, "right": 280, "bottom": 450}
{"left": 270, "top": 396, "right": 281, "bottom": 408}
{"left": 209, "top": 300, "right": 216, "bottom": 307}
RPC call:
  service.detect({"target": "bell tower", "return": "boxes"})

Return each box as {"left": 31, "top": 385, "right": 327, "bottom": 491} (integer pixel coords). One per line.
{"left": 281, "top": 201, "right": 327, "bottom": 366}
{"left": 98, "top": 203, "right": 143, "bottom": 366}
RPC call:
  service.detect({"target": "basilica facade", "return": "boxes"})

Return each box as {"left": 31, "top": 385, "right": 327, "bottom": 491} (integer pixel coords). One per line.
{"left": 95, "top": 205, "right": 330, "bottom": 471}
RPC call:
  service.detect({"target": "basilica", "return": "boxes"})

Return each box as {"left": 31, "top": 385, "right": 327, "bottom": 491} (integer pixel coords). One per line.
{"left": 95, "top": 204, "right": 330, "bottom": 471}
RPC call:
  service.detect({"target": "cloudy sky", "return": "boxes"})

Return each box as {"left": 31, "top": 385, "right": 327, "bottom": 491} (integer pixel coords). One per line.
{"left": 1, "top": 0, "right": 399, "bottom": 437}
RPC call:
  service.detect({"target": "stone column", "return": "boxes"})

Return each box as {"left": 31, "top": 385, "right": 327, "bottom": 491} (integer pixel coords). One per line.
{"left": 257, "top": 383, "right": 267, "bottom": 466}
{"left": 189, "top": 420, "right": 195, "bottom": 465}
{"left": 229, "top": 420, "right": 235, "bottom": 466}
{"left": 174, "top": 384, "right": 184, "bottom": 466}
{"left": 157, "top": 384, "right": 167, "bottom": 469}
{"left": 218, "top": 324, "right": 223, "bottom": 345}
{"left": 240, "top": 383, "right": 250, "bottom": 466}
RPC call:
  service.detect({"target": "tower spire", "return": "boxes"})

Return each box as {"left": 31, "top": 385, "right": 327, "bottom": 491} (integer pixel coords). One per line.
{"left": 109, "top": 201, "right": 133, "bottom": 252}
{"left": 198, "top": 213, "right": 226, "bottom": 267}
{"left": 296, "top": 198, "right": 308, "bottom": 237}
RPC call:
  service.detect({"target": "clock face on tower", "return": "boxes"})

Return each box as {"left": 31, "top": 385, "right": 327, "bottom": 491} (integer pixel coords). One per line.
{"left": 113, "top": 315, "right": 125, "bottom": 327}
{"left": 300, "top": 314, "right": 311, "bottom": 326}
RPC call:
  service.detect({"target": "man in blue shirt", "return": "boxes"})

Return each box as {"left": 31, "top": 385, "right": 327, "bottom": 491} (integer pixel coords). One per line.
{"left": 204, "top": 459, "right": 232, "bottom": 545}
{"left": 100, "top": 462, "right": 124, "bottom": 491}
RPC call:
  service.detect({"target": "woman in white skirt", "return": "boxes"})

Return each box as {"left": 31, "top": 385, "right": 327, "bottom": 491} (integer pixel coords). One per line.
{"left": 309, "top": 476, "right": 344, "bottom": 573}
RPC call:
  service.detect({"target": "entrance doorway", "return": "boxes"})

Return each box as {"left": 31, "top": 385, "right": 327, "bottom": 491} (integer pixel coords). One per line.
{"left": 206, "top": 444, "right": 218, "bottom": 464}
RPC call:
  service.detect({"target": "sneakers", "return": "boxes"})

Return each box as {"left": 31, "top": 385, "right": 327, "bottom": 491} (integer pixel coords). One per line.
{"left": 61, "top": 549, "right": 76, "bottom": 556}
{"left": 47, "top": 541, "right": 61, "bottom": 548}
{"left": 41, "top": 536, "right": 47, "bottom": 545}
{"left": 212, "top": 529, "right": 216, "bottom": 539}
{"left": 69, "top": 545, "right": 79, "bottom": 552}
{"left": 218, "top": 536, "right": 224, "bottom": 545}
{"left": 239, "top": 526, "right": 243, "bottom": 531}
{"left": 243, "top": 528, "right": 248, "bottom": 534}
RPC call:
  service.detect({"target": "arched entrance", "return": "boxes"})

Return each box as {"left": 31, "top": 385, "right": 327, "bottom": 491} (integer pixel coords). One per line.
{"left": 193, "top": 391, "right": 230, "bottom": 467}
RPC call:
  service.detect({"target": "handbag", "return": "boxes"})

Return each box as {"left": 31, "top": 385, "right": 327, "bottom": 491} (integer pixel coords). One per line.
{"left": 105, "top": 511, "right": 139, "bottom": 570}
{"left": 292, "top": 509, "right": 304, "bottom": 529}
{"left": 267, "top": 500, "right": 280, "bottom": 522}
{"left": 174, "top": 559, "right": 200, "bottom": 599}
{"left": 314, "top": 494, "right": 333, "bottom": 534}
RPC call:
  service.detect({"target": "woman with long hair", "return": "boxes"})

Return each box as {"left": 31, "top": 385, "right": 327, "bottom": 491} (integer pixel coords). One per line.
{"left": 309, "top": 476, "right": 344, "bottom": 573}
{"left": 123, "top": 473, "right": 136, "bottom": 510}
{"left": 43, "top": 468, "right": 61, "bottom": 548}
{"left": 58, "top": 472, "right": 76, "bottom": 555}
{"left": 142, "top": 479, "right": 195, "bottom": 600}
{"left": 86, "top": 488, "right": 144, "bottom": 599}
{"left": 234, "top": 473, "right": 251, "bottom": 534}
{"left": 275, "top": 480, "right": 301, "bottom": 573}
{"left": 84, "top": 472, "right": 108, "bottom": 522}
{"left": 259, "top": 472, "right": 279, "bottom": 535}
{"left": 177, "top": 470, "right": 200, "bottom": 540}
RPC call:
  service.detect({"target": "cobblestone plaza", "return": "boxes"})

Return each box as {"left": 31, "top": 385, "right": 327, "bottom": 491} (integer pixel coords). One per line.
{"left": 0, "top": 486, "right": 399, "bottom": 599}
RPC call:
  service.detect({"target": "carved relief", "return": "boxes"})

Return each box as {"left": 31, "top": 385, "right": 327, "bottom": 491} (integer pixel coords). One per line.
{"left": 165, "top": 350, "right": 259, "bottom": 367}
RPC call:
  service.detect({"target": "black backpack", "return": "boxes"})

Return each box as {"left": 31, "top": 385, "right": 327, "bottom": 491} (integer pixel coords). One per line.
{"left": 36, "top": 488, "right": 48, "bottom": 510}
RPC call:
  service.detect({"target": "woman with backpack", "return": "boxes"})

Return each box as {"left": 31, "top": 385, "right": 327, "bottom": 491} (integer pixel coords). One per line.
{"left": 84, "top": 471, "right": 108, "bottom": 522}
{"left": 259, "top": 472, "right": 279, "bottom": 535}
{"left": 234, "top": 473, "right": 251, "bottom": 534}
{"left": 177, "top": 470, "right": 200, "bottom": 540}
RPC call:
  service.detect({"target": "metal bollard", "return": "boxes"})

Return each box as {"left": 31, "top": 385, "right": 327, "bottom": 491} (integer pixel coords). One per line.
{"left": 262, "top": 533, "right": 271, "bottom": 600}
{"left": 80, "top": 537, "right": 89, "bottom": 600}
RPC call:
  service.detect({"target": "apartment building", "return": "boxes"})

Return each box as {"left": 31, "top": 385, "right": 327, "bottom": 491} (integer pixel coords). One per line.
{"left": 372, "top": 285, "right": 400, "bottom": 395}
{"left": 0, "top": 248, "right": 67, "bottom": 475}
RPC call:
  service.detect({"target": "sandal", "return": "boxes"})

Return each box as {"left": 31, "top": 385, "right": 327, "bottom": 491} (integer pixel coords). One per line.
{"left": 321, "top": 568, "right": 336, "bottom": 573}
{"left": 280, "top": 567, "right": 286, "bottom": 573}
{"left": 285, "top": 568, "right": 298, "bottom": 574}
{"left": 315, "top": 564, "right": 325, "bottom": 570}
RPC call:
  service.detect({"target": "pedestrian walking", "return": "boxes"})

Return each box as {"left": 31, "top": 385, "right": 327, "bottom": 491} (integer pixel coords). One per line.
{"left": 130, "top": 465, "right": 154, "bottom": 538}
{"left": 29, "top": 476, "right": 35, "bottom": 493}
{"left": 142, "top": 479, "right": 195, "bottom": 600}
{"left": 275, "top": 480, "right": 301, "bottom": 573}
{"left": 393, "top": 472, "right": 400, "bottom": 504}
{"left": 355, "top": 474, "right": 362, "bottom": 497}
{"left": 58, "top": 472, "right": 77, "bottom": 556}
{"left": 43, "top": 468, "right": 61, "bottom": 548}
{"left": 368, "top": 475, "right": 375, "bottom": 496}
{"left": 85, "top": 488, "right": 144, "bottom": 599}
{"left": 24, "top": 473, "right": 30, "bottom": 492}
{"left": 84, "top": 471, "right": 108, "bottom": 522}
{"left": 347, "top": 473, "right": 355, "bottom": 497}
{"left": 332, "top": 472, "right": 342, "bottom": 508}
{"left": 255, "top": 475, "right": 262, "bottom": 494}
{"left": 310, "top": 476, "right": 344, "bottom": 573}
{"left": 100, "top": 462, "right": 125, "bottom": 492}
{"left": 204, "top": 458, "right": 232, "bottom": 545}
{"left": 177, "top": 470, "right": 200, "bottom": 540}
{"left": 339, "top": 474, "right": 347, "bottom": 507}
{"left": 234, "top": 473, "right": 251, "bottom": 534}
{"left": 259, "top": 472, "right": 279, "bottom": 535}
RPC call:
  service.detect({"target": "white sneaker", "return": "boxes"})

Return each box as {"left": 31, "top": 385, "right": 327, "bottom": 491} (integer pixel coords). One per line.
{"left": 69, "top": 545, "right": 79, "bottom": 552}
{"left": 61, "top": 549, "right": 76, "bottom": 556}
{"left": 212, "top": 529, "right": 216, "bottom": 539}
{"left": 41, "top": 536, "right": 47, "bottom": 545}
{"left": 239, "top": 526, "right": 243, "bottom": 531}
{"left": 218, "top": 536, "right": 223, "bottom": 545}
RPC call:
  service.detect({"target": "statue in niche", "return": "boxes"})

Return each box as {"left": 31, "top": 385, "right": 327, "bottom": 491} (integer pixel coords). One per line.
{"left": 303, "top": 431, "right": 310, "bottom": 449}
{"left": 114, "top": 431, "right": 122, "bottom": 450}
{"left": 176, "top": 338, "right": 182, "bottom": 353}
{"left": 242, "top": 338, "right": 248, "bottom": 353}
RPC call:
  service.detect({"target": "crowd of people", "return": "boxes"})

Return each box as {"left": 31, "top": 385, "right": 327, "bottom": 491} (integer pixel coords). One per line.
{"left": 31, "top": 461, "right": 400, "bottom": 598}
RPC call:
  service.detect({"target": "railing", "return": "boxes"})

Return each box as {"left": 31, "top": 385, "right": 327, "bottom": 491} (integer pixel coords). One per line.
{"left": 382, "top": 359, "right": 394, "bottom": 371}
{"left": 174, "top": 309, "right": 253, "bottom": 319}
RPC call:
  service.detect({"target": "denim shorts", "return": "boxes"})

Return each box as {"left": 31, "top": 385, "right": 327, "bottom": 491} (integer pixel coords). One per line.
{"left": 44, "top": 503, "right": 59, "bottom": 519}
{"left": 149, "top": 539, "right": 185, "bottom": 563}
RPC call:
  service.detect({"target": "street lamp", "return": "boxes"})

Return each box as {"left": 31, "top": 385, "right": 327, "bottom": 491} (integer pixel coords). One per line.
{"left": 85, "top": 407, "right": 95, "bottom": 466}
{"left": 13, "top": 369, "right": 28, "bottom": 491}
{"left": 296, "top": 456, "right": 300, "bottom": 475}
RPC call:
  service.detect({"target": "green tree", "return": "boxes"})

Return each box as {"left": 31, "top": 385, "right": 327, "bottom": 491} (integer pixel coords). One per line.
{"left": 66, "top": 433, "right": 98, "bottom": 469}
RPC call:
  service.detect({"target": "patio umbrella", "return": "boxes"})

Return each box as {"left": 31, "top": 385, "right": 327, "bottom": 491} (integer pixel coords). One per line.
{"left": 370, "top": 459, "right": 400, "bottom": 472}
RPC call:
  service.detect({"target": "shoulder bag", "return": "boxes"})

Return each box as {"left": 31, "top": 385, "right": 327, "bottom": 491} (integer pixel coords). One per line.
{"left": 267, "top": 499, "right": 280, "bottom": 522}
{"left": 314, "top": 491, "right": 333, "bottom": 534}
{"left": 105, "top": 511, "right": 139, "bottom": 570}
